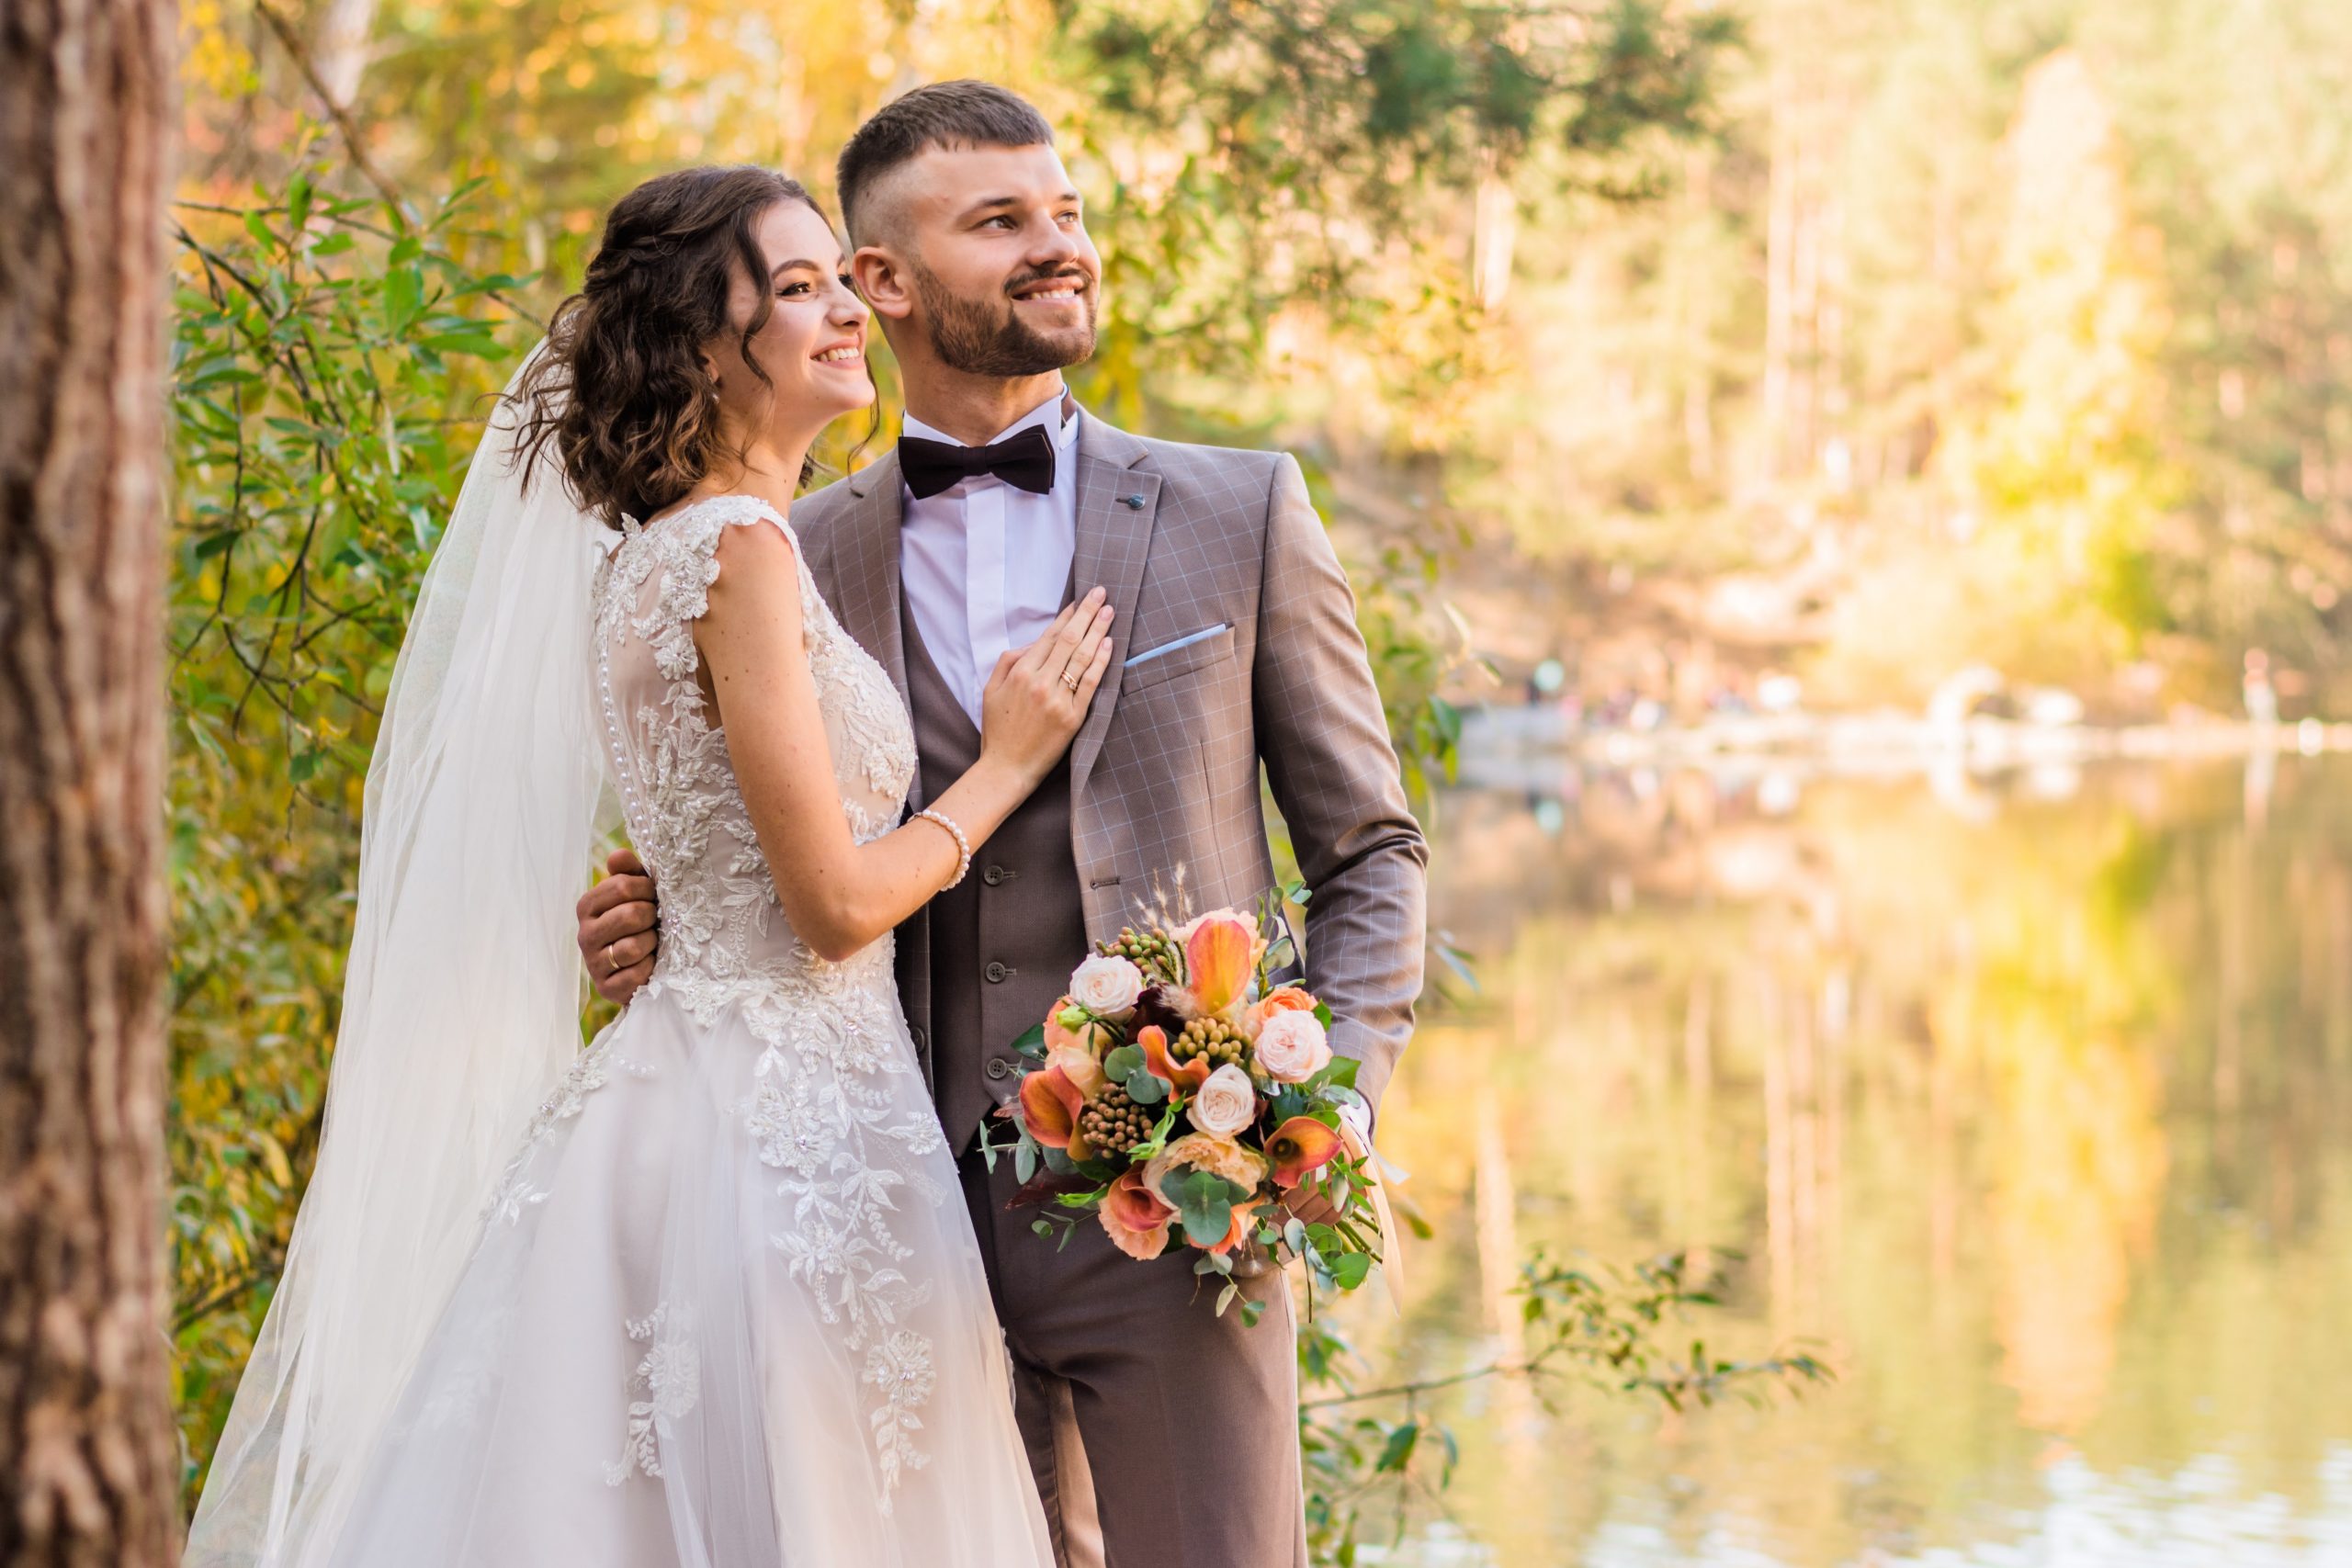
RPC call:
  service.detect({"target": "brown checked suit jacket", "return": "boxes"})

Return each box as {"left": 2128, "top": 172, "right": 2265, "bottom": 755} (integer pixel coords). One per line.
{"left": 792, "top": 412, "right": 1429, "bottom": 1122}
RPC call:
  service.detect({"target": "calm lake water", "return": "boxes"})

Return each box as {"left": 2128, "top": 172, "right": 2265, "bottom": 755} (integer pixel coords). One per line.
{"left": 1348, "top": 752, "right": 2352, "bottom": 1567}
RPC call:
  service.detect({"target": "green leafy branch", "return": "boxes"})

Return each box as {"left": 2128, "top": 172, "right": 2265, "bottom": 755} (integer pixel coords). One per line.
{"left": 1298, "top": 1248, "right": 1832, "bottom": 1563}
{"left": 166, "top": 140, "right": 530, "bottom": 1504}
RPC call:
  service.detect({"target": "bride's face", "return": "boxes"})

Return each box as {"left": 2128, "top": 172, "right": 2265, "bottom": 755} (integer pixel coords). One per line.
{"left": 707, "top": 199, "right": 874, "bottom": 447}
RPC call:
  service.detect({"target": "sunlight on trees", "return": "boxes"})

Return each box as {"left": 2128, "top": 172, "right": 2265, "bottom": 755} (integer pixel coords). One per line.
{"left": 157, "top": 0, "right": 2352, "bottom": 1552}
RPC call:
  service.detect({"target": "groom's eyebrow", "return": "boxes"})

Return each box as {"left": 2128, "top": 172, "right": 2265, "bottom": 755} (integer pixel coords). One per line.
{"left": 956, "top": 188, "right": 1083, "bottom": 220}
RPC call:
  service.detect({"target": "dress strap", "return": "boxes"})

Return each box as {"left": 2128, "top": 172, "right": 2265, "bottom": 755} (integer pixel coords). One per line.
{"left": 628, "top": 494, "right": 813, "bottom": 682}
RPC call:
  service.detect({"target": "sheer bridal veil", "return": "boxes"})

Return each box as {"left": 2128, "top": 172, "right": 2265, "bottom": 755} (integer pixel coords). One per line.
{"left": 187, "top": 360, "right": 611, "bottom": 1566}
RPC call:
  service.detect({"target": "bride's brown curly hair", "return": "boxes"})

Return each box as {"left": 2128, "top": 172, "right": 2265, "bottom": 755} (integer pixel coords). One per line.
{"left": 514, "top": 165, "right": 826, "bottom": 529}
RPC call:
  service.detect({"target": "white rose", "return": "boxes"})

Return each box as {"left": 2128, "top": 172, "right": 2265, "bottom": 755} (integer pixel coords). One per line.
{"left": 1186, "top": 1063, "right": 1260, "bottom": 1140}
{"left": 1253, "top": 1010, "right": 1331, "bottom": 1083}
{"left": 1068, "top": 954, "right": 1144, "bottom": 1019}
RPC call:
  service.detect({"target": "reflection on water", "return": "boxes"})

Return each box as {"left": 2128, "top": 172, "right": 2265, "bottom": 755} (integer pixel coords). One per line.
{"left": 1353, "top": 756, "right": 2352, "bottom": 1566}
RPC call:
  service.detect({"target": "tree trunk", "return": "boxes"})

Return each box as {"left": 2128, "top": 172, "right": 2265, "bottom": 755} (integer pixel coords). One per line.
{"left": 311, "top": 0, "right": 379, "bottom": 108}
{"left": 0, "top": 1, "right": 181, "bottom": 1565}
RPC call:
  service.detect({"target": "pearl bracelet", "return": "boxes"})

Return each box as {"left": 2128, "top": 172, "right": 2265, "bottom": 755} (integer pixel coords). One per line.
{"left": 913, "top": 807, "right": 972, "bottom": 890}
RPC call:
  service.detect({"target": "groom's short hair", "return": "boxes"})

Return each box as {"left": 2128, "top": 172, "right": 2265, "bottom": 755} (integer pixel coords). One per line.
{"left": 837, "top": 80, "right": 1056, "bottom": 243}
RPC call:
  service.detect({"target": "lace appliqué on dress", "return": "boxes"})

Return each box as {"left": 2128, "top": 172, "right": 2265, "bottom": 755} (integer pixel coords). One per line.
{"left": 605, "top": 1303, "right": 701, "bottom": 1485}
{"left": 863, "top": 1331, "right": 936, "bottom": 1502}
{"left": 483, "top": 1032, "right": 617, "bottom": 1227}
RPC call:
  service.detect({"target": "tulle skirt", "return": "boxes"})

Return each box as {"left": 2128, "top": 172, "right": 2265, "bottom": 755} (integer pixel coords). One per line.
{"left": 323, "top": 986, "right": 1054, "bottom": 1568}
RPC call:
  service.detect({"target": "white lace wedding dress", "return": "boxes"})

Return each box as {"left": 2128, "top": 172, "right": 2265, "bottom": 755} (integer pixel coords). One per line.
{"left": 324, "top": 495, "right": 1053, "bottom": 1567}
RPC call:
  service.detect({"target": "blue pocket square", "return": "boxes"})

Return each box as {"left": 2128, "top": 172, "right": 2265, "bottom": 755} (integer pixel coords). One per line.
{"left": 1123, "top": 623, "right": 1230, "bottom": 668}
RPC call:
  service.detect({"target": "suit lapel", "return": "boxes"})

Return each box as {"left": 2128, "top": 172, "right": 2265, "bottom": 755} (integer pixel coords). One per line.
{"left": 1068, "top": 418, "right": 1161, "bottom": 797}
{"left": 829, "top": 450, "right": 910, "bottom": 708}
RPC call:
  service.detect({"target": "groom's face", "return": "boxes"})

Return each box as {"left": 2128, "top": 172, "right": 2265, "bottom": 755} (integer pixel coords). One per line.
{"left": 853, "top": 142, "right": 1101, "bottom": 378}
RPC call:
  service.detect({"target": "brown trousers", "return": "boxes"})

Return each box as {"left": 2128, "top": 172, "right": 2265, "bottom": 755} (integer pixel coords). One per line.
{"left": 958, "top": 1149, "right": 1308, "bottom": 1568}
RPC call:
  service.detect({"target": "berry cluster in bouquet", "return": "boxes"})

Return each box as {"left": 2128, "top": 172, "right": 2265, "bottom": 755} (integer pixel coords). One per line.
{"left": 985, "top": 901, "right": 1386, "bottom": 1325}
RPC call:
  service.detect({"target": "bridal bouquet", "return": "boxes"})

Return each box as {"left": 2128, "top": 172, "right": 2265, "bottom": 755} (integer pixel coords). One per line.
{"left": 988, "top": 905, "right": 1385, "bottom": 1324}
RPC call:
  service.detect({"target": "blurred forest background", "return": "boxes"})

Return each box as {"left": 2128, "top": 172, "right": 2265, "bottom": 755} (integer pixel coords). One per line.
{"left": 164, "top": 0, "right": 2352, "bottom": 1552}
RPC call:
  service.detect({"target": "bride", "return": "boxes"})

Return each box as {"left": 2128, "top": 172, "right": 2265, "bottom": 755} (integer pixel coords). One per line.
{"left": 184, "top": 166, "right": 1102, "bottom": 1566}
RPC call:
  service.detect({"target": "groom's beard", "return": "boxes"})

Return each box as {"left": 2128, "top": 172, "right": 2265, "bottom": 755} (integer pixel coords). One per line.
{"left": 912, "top": 260, "right": 1098, "bottom": 378}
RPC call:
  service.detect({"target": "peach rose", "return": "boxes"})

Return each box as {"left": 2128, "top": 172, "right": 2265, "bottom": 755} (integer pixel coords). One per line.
{"left": 1252, "top": 1010, "right": 1330, "bottom": 1084}
{"left": 1243, "top": 986, "right": 1317, "bottom": 1039}
{"left": 1143, "top": 1132, "right": 1270, "bottom": 1201}
{"left": 1186, "top": 1063, "right": 1260, "bottom": 1139}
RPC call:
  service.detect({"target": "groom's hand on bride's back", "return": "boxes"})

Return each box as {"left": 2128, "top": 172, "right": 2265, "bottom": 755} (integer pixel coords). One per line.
{"left": 579, "top": 848, "right": 660, "bottom": 1004}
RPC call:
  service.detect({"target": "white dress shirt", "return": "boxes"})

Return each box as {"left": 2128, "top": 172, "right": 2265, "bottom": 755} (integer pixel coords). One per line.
{"left": 898, "top": 392, "right": 1082, "bottom": 728}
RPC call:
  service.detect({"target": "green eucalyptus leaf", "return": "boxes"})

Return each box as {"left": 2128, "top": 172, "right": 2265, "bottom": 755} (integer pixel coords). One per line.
{"left": 1161, "top": 1168, "right": 1250, "bottom": 1248}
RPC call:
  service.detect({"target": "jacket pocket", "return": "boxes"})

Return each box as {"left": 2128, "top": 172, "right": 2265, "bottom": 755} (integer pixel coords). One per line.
{"left": 1120, "top": 622, "right": 1235, "bottom": 692}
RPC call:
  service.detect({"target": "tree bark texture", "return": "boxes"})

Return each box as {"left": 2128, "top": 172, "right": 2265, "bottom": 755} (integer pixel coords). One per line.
{"left": 0, "top": 0, "right": 181, "bottom": 1564}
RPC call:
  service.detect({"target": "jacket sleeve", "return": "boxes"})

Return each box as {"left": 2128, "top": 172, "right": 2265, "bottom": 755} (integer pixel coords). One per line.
{"left": 1251, "top": 453, "right": 1429, "bottom": 1118}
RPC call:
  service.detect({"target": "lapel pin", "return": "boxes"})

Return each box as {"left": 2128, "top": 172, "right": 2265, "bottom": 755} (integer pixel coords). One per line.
{"left": 1122, "top": 493, "right": 1147, "bottom": 510}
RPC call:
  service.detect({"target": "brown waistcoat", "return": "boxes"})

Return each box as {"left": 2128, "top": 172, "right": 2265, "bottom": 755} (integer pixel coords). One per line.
{"left": 899, "top": 597, "right": 1088, "bottom": 1149}
{"left": 809, "top": 414, "right": 1425, "bottom": 1148}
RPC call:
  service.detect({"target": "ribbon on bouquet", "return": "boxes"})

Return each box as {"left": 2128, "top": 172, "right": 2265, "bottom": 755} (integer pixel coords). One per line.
{"left": 1340, "top": 1117, "right": 1410, "bottom": 1312}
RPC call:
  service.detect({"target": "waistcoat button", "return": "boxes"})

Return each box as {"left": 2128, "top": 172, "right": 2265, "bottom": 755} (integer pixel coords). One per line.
{"left": 983, "top": 864, "right": 1007, "bottom": 886}
{"left": 985, "top": 961, "right": 1010, "bottom": 984}
{"left": 984, "top": 1056, "right": 1013, "bottom": 1080}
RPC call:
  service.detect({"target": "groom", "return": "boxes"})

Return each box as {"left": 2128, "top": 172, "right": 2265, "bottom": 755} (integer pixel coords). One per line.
{"left": 578, "top": 81, "right": 1427, "bottom": 1567}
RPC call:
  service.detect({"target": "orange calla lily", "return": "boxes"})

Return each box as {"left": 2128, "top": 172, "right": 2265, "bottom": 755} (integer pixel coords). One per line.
{"left": 1184, "top": 913, "right": 1255, "bottom": 1017}
{"left": 1266, "top": 1115, "right": 1345, "bottom": 1190}
{"left": 1207, "top": 1204, "right": 1252, "bottom": 1255}
{"left": 1100, "top": 1169, "right": 1178, "bottom": 1261}
{"left": 1018, "top": 1065, "right": 1086, "bottom": 1151}
{"left": 1138, "top": 1024, "right": 1211, "bottom": 1092}
{"left": 1046, "top": 1044, "right": 1107, "bottom": 1100}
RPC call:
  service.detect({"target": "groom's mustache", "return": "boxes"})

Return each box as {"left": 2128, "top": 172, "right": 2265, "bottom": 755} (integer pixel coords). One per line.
{"left": 1002, "top": 265, "right": 1094, "bottom": 299}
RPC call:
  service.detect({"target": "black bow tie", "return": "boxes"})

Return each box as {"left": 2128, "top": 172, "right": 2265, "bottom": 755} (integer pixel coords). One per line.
{"left": 899, "top": 423, "right": 1057, "bottom": 502}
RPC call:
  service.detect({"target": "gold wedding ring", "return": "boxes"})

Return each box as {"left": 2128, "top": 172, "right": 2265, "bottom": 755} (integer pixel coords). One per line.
{"left": 1061, "top": 668, "right": 1083, "bottom": 691}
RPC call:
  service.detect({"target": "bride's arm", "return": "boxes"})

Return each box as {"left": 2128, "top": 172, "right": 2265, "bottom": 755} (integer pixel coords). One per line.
{"left": 696, "top": 519, "right": 1112, "bottom": 964}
